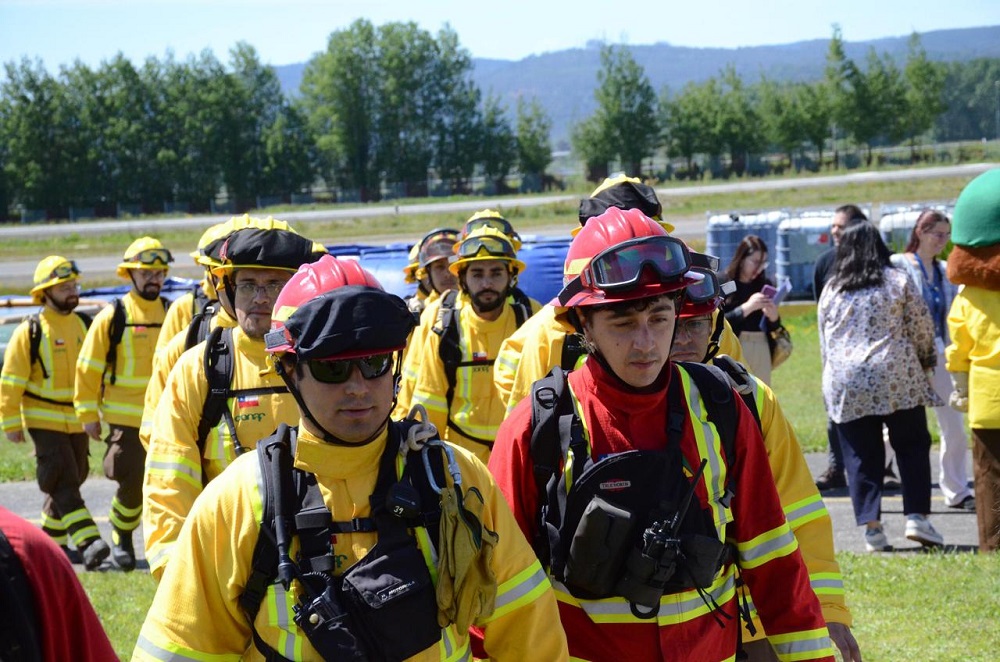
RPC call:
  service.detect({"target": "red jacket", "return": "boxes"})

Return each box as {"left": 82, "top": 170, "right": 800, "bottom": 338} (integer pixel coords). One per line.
{"left": 0, "top": 506, "right": 118, "bottom": 661}
{"left": 489, "top": 359, "right": 834, "bottom": 662}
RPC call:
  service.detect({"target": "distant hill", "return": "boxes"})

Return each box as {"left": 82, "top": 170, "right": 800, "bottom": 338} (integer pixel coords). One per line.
{"left": 274, "top": 25, "right": 1000, "bottom": 147}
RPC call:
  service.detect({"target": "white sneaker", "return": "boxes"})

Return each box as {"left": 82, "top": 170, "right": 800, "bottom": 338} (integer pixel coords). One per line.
{"left": 864, "top": 525, "right": 890, "bottom": 552}
{"left": 905, "top": 515, "right": 944, "bottom": 547}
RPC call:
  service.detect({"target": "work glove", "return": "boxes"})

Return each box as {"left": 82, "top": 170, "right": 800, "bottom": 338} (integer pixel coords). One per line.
{"left": 436, "top": 485, "right": 499, "bottom": 631}
{"left": 949, "top": 372, "right": 969, "bottom": 412}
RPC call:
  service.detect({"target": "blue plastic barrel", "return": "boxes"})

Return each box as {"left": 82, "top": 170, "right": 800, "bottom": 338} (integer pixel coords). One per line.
{"left": 705, "top": 211, "right": 788, "bottom": 282}
{"left": 776, "top": 214, "right": 836, "bottom": 299}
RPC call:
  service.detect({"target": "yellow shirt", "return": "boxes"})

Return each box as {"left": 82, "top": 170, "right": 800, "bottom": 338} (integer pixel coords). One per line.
{"left": 74, "top": 291, "right": 166, "bottom": 428}
{"left": 134, "top": 425, "right": 568, "bottom": 661}
{"left": 946, "top": 285, "right": 1000, "bottom": 428}
{"left": 1, "top": 308, "right": 88, "bottom": 434}
{"left": 143, "top": 326, "right": 297, "bottom": 580}
{"left": 397, "top": 292, "right": 540, "bottom": 464}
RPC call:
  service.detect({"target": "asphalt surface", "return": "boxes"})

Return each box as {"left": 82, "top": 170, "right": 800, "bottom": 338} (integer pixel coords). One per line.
{"left": 0, "top": 446, "right": 979, "bottom": 574}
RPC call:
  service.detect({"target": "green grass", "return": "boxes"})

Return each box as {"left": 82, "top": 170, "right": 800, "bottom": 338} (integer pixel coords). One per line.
{"left": 0, "top": 431, "right": 106, "bottom": 482}
{"left": 75, "top": 551, "right": 1000, "bottom": 660}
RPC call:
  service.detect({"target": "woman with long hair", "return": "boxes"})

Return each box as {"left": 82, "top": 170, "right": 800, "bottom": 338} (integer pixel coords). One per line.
{"left": 722, "top": 234, "right": 779, "bottom": 384}
{"left": 819, "top": 222, "right": 944, "bottom": 551}
{"left": 890, "top": 210, "right": 974, "bottom": 512}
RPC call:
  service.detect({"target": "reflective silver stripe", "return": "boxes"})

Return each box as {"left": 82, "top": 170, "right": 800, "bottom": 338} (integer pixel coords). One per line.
{"left": 147, "top": 458, "right": 201, "bottom": 483}
{"left": 739, "top": 528, "right": 797, "bottom": 565}
{"left": 811, "top": 576, "right": 844, "bottom": 592}
{"left": 272, "top": 583, "right": 297, "bottom": 659}
{"left": 771, "top": 634, "right": 833, "bottom": 657}
{"left": 679, "top": 368, "right": 729, "bottom": 537}
{"left": 785, "top": 498, "right": 827, "bottom": 526}
{"left": 493, "top": 564, "right": 549, "bottom": 611}
{"left": 134, "top": 634, "right": 202, "bottom": 661}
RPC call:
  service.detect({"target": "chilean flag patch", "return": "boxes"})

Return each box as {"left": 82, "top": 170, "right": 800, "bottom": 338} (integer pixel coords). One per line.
{"left": 472, "top": 351, "right": 488, "bottom": 361}
{"left": 54, "top": 338, "right": 65, "bottom": 346}
{"left": 237, "top": 395, "right": 259, "bottom": 408}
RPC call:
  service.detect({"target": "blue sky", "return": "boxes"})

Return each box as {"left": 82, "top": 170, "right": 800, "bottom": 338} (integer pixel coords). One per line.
{"left": 1, "top": 0, "right": 998, "bottom": 69}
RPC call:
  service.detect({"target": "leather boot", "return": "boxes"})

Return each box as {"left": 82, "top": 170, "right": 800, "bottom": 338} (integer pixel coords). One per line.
{"left": 81, "top": 539, "right": 110, "bottom": 571}
{"left": 111, "top": 527, "right": 136, "bottom": 572}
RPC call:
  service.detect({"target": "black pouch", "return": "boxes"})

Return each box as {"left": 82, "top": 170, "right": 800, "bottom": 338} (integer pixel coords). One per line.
{"left": 563, "top": 496, "right": 638, "bottom": 598}
{"left": 340, "top": 541, "right": 440, "bottom": 660}
{"left": 293, "top": 574, "right": 369, "bottom": 661}
{"left": 676, "top": 534, "right": 729, "bottom": 589}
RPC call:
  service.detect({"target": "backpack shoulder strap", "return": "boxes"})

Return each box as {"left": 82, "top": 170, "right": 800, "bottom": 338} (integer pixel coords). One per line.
{"left": 675, "top": 361, "right": 739, "bottom": 500}
{"left": 709, "top": 355, "right": 762, "bottom": 432}
{"left": 28, "top": 316, "right": 47, "bottom": 379}
{"left": 183, "top": 301, "right": 218, "bottom": 351}
{"left": 560, "top": 333, "right": 587, "bottom": 372}
{"left": 0, "top": 527, "right": 42, "bottom": 662}
{"left": 197, "top": 326, "right": 235, "bottom": 458}
{"left": 511, "top": 288, "right": 532, "bottom": 327}
{"left": 74, "top": 311, "right": 93, "bottom": 330}
{"left": 105, "top": 298, "right": 126, "bottom": 385}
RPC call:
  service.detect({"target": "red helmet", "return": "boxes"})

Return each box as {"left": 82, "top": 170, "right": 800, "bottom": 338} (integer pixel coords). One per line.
{"left": 267, "top": 255, "right": 383, "bottom": 355}
{"left": 556, "top": 207, "right": 702, "bottom": 308}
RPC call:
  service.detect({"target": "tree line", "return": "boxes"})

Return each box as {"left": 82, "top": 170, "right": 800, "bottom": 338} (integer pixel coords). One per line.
{"left": 1, "top": 22, "right": 997, "bottom": 221}
{"left": 573, "top": 28, "right": 1000, "bottom": 181}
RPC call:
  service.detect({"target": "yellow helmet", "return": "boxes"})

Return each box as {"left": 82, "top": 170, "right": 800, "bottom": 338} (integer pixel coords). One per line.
{"left": 449, "top": 226, "right": 526, "bottom": 276}
{"left": 116, "top": 237, "right": 173, "bottom": 278}
{"left": 463, "top": 209, "right": 522, "bottom": 251}
{"left": 189, "top": 223, "right": 230, "bottom": 265}
{"left": 577, "top": 174, "right": 674, "bottom": 235}
{"left": 403, "top": 243, "right": 421, "bottom": 284}
{"left": 30, "top": 256, "right": 80, "bottom": 303}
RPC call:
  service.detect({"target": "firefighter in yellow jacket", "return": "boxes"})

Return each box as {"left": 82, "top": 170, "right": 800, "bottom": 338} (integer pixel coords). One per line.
{"left": 1, "top": 257, "right": 112, "bottom": 570}
{"left": 142, "top": 227, "right": 323, "bottom": 581}
{"left": 133, "top": 258, "right": 568, "bottom": 661}
{"left": 670, "top": 266, "right": 861, "bottom": 662}
{"left": 396, "top": 228, "right": 541, "bottom": 463}
{"left": 74, "top": 237, "right": 172, "bottom": 571}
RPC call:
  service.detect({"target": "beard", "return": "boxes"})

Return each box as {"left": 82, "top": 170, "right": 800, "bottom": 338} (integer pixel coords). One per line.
{"left": 471, "top": 289, "right": 504, "bottom": 314}
{"left": 138, "top": 282, "right": 162, "bottom": 301}
{"left": 48, "top": 293, "right": 79, "bottom": 314}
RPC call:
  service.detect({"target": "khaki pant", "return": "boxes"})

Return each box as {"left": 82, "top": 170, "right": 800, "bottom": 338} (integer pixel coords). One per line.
{"left": 739, "top": 330, "right": 772, "bottom": 386}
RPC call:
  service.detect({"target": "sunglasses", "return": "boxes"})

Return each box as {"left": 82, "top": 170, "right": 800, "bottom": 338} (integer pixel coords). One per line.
{"left": 129, "top": 248, "right": 174, "bottom": 266}
{"left": 49, "top": 261, "right": 80, "bottom": 280}
{"left": 305, "top": 353, "right": 394, "bottom": 384}
{"left": 579, "top": 235, "right": 691, "bottom": 293}
{"left": 456, "top": 234, "right": 516, "bottom": 260}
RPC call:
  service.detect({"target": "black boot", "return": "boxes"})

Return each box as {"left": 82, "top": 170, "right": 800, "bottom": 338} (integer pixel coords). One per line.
{"left": 80, "top": 539, "right": 110, "bottom": 571}
{"left": 111, "top": 527, "right": 136, "bottom": 572}
{"left": 815, "top": 467, "right": 847, "bottom": 491}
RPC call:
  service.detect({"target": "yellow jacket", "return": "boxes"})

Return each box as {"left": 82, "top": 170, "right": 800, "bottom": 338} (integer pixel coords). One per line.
{"left": 143, "top": 326, "right": 296, "bottom": 581}
{"left": 133, "top": 426, "right": 568, "bottom": 661}
{"left": 1, "top": 308, "right": 88, "bottom": 434}
{"left": 729, "top": 362, "right": 852, "bottom": 637}
{"left": 946, "top": 285, "right": 1000, "bottom": 429}
{"left": 495, "top": 304, "right": 745, "bottom": 414}
{"left": 74, "top": 291, "right": 166, "bottom": 428}
{"left": 140, "top": 307, "right": 237, "bottom": 449}
{"left": 155, "top": 280, "right": 217, "bottom": 353}
{"left": 396, "top": 292, "right": 540, "bottom": 464}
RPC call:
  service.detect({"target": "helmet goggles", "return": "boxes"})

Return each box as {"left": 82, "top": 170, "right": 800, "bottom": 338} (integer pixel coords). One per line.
{"left": 579, "top": 235, "right": 690, "bottom": 293}
{"left": 465, "top": 216, "right": 521, "bottom": 245}
{"left": 127, "top": 248, "right": 173, "bottom": 267}
{"left": 456, "top": 234, "right": 516, "bottom": 260}
{"left": 49, "top": 260, "right": 81, "bottom": 280}
{"left": 305, "top": 353, "right": 393, "bottom": 384}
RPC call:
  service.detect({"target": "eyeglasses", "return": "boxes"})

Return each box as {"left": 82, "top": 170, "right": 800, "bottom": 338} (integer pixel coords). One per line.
{"left": 579, "top": 235, "right": 691, "bottom": 293}
{"left": 676, "top": 317, "right": 714, "bottom": 336}
{"left": 234, "top": 282, "right": 285, "bottom": 298}
{"left": 305, "top": 353, "right": 394, "bottom": 384}
{"left": 128, "top": 248, "right": 174, "bottom": 266}
{"left": 49, "top": 261, "right": 80, "bottom": 280}
{"left": 456, "top": 234, "right": 516, "bottom": 260}
{"left": 927, "top": 231, "right": 951, "bottom": 240}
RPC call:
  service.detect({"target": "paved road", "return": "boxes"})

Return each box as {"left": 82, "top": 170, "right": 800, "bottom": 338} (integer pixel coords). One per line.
{"left": 1, "top": 163, "right": 994, "bottom": 289}
{"left": 0, "top": 447, "right": 978, "bottom": 574}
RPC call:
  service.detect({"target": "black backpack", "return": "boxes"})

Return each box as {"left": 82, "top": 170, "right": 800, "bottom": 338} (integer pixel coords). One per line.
{"left": 183, "top": 294, "right": 219, "bottom": 352}
{"left": 432, "top": 289, "right": 531, "bottom": 447}
{"left": 239, "top": 421, "right": 447, "bottom": 660}
{"left": 196, "top": 326, "right": 288, "bottom": 465}
{"left": 527, "top": 362, "right": 740, "bottom": 568}
{"left": 0, "top": 527, "right": 42, "bottom": 662}
{"left": 27, "top": 311, "right": 92, "bottom": 380}
{"left": 104, "top": 296, "right": 168, "bottom": 385}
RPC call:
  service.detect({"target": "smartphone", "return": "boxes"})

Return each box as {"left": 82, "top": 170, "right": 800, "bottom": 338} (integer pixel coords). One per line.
{"left": 761, "top": 284, "right": 778, "bottom": 299}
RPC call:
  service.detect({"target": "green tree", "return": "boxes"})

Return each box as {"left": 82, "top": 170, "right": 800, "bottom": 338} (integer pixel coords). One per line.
{"left": 902, "top": 32, "right": 946, "bottom": 160}
{"left": 429, "top": 25, "right": 482, "bottom": 193}
{"left": 515, "top": 97, "right": 552, "bottom": 179}
{"left": 715, "top": 66, "right": 764, "bottom": 176}
{"left": 262, "top": 102, "right": 317, "bottom": 197}
{"left": 479, "top": 94, "right": 517, "bottom": 192}
{"left": 570, "top": 115, "right": 615, "bottom": 182}
{"left": 824, "top": 25, "right": 852, "bottom": 167}
{"left": 798, "top": 83, "right": 833, "bottom": 167}
{"left": 936, "top": 58, "right": 1000, "bottom": 141}
{"left": 758, "top": 78, "right": 804, "bottom": 169}
{"left": 592, "top": 44, "right": 660, "bottom": 175}
{"left": 659, "top": 80, "right": 719, "bottom": 175}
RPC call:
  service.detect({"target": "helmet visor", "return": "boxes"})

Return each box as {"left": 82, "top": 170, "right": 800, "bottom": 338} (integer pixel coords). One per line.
{"left": 305, "top": 353, "right": 393, "bottom": 384}
{"left": 49, "top": 261, "right": 80, "bottom": 280}
{"left": 456, "top": 235, "right": 515, "bottom": 260}
{"left": 684, "top": 268, "right": 722, "bottom": 304}
{"left": 129, "top": 248, "right": 173, "bottom": 266}
{"left": 465, "top": 216, "right": 518, "bottom": 240}
{"left": 580, "top": 236, "right": 690, "bottom": 293}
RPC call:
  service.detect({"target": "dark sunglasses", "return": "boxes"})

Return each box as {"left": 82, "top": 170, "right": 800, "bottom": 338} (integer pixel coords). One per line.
{"left": 305, "top": 353, "right": 394, "bottom": 384}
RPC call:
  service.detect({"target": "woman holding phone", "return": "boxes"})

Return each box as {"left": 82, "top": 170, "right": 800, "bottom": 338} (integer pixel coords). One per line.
{"left": 722, "top": 234, "right": 780, "bottom": 384}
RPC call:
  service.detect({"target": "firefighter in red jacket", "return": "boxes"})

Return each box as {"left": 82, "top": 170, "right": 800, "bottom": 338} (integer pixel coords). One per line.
{"left": 488, "top": 207, "right": 834, "bottom": 662}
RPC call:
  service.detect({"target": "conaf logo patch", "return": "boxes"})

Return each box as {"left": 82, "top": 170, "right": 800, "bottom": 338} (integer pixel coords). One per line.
{"left": 600, "top": 479, "right": 631, "bottom": 492}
